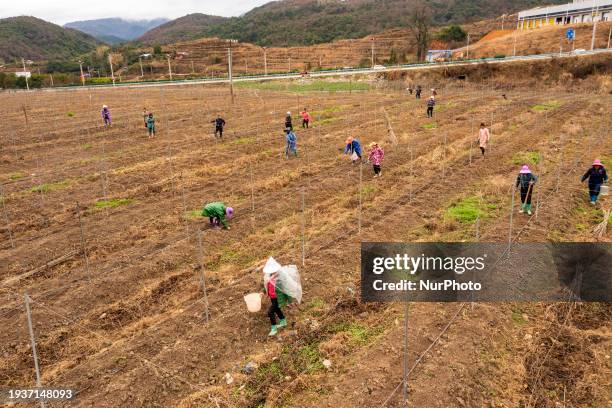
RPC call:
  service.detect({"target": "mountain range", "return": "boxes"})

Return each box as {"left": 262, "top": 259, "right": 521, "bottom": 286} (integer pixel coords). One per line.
{"left": 135, "top": 0, "right": 567, "bottom": 47}
{"left": 64, "top": 18, "right": 169, "bottom": 44}
{"left": 0, "top": 0, "right": 568, "bottom": 63}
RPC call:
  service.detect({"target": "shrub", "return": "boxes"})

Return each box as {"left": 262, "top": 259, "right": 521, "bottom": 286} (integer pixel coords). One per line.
{"left": 438, "top": 25, "right": 467, "bottom": 42}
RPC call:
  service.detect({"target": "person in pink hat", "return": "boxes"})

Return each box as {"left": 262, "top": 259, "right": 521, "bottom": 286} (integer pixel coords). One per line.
{"left": 515, "top": 165, "right": 538, "bottom": 215}
{"left": 581, "top": 159, "right": 608, "bottom": 204}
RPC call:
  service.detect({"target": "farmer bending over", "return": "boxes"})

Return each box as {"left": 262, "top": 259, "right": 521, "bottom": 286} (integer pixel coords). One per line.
{"left": 202, "top": 202, "right": 234, "bottom": 229}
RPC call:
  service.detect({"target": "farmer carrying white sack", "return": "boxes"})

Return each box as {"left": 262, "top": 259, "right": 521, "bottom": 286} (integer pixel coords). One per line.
{"left": 262, "top": 257, "right": 302, "bottom": 336}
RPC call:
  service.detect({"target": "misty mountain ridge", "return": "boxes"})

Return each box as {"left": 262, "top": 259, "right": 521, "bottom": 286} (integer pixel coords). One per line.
{"left": 64, "top": 17, "right": 169, "bottom": 43}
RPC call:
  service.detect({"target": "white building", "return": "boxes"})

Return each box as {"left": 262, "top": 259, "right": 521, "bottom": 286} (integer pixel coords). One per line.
{"left": 518, "top": 0, "right": 612, "bottom": 29}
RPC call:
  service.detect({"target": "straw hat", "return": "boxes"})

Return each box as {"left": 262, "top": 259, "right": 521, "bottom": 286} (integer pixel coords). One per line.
{"left": 593, "top": 159, "right": 603, "bottom": 166}
{"left": 263, "top": 257, "right": 282, "bottom": 275}
{"left": 369, "top": 142, "right": 378, "bottom": 148}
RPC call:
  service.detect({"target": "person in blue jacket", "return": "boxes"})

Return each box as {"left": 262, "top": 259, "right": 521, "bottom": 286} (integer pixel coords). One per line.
{"left": 285, "top": 128, "right": 297, "bottom": 158}
{"left": 344, "top": 137, "right": 362, "bottom": 162}
{"left": 581, "top": 159, "right": 608, "bottom": 204}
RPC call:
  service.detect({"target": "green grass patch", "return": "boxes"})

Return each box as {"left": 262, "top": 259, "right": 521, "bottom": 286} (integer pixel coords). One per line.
{"left": 28, "top": 180, "right": 70, "bottom": 193}
{"left": 422, "top": 123, "right": 437, "bottom": 129}
{"left": 575, "top": 223, "right": 588, "bottom": 231}
{"left": 511, "top": 151, "right": 542, "bottom": 166}
{"left": 304, "top": 298, "right": 326, "bottom": 316}
{"left": 235, "top": 80, "right": 370, "bottom": 93}
{"left": 255, "top": 360, "right": 284, "bottom": 383}
{"left": 445, "top": 196, "right": 494, "bottom": 224}
{"left": 294, "top": 343, "right": 324, "bottom": 373}
{"left": 328, "top": 321, "right": 385, "bottom": 346}
{"left": 67, "top": 112, "right": 75, "bottom": 117}
{"left": 8, "top": 172, "right": 25, "bottom": 181}
{"left": 362, "top": 184, "right": 377, "bottom": 198}
{"left": 230, "top": 137, "right": 255, "bottom": 146}
{"left": 83, "top": 143, "right": 93, "bottom": 150}
{"left": 574, "top": 204, "right": 612, "bottom": 227}
{"left": 511, "top": 309, "right": 527, "bottom": 325}
{"left": 307, "top": 298, "right": 326, "bottom": 309}
{"left": 531, "top": 101, "right": 561, "bottom": 112}
{"left": 311, "top": 105, "right": 344, "bottom": 118}
{"left": 93, "top": 198, "right": 132, "bottom": 209}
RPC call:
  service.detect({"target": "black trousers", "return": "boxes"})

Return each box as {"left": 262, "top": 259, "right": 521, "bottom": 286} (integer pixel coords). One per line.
{"left": 373, "top": 164, "right": 381, "bottom": 174}
{"left": 480, "top": 147, "right": 485, "bottom": 155}
{"left": 215, "top": 126, "right": 223, "bottom": 137}
{"left": 427, "top": 107, "right": 433, "bottom": 117}
{"left": 302, "top": 119, "right": 309, "bottom": 128}
{"left": 268, "top": 298, "right": 285, "bottom": 325}
{"left": 520, "top": 187, "right": 533, "bottom": 204}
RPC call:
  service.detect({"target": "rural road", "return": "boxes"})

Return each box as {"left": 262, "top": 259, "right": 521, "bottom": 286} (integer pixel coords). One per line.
{"left": 9, "top": 48, "right": 612, "bottom": 93}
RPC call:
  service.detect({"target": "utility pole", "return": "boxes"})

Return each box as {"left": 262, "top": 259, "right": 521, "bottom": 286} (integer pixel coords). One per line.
{"left": 49, "top": 74, "right": 54, "bottom": 87}
{"left": 108, "top": 54, "right": 115, "bottom": 86}
{"left": 166, "top": 55, "right": 173, "bottom": 80}
{"left": 608, "top": 28, "right": 611, "bottom": 48}
{"left": 466, "top": 34, "right": 470, "bottom": 59}
{"left": 591, "top": 19, "right": 598, "bottom": 50}
{"left": 191, "top": 60, "right": 195, "bottom": 74}
{"left": 371, "top": 38, "right": 375, "bottom": 68}
{"left": 289, "top": 55, "right": 292, "bottom": 72}
{"left": 78, "top": 60, "right": 85, "bottom": 86}
{"left": 21, "top": 58, "right": 29, "bottom": 91}
{"left": 139, "top": 57, "right": 144, "bottom": 78}
{"left": 228, "top": 46, "right": 234, "bottom": 104}
{"left": 263, "top": 47, "right": 268, "bottom": 75}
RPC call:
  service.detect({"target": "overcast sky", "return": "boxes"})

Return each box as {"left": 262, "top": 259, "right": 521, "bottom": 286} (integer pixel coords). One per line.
{"left": 0, "top": 0, "right": 273, "bottom": 25}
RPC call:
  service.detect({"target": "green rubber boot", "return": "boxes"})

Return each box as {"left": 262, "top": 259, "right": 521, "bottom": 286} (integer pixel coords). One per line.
{"left": 268, "top": 325, "right": 278, "bottom": 336}
{"left": 277, "top": 318, "right": 287, "bottom": 328}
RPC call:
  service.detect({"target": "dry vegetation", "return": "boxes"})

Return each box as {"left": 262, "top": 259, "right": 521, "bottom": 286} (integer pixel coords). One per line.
{"left": 0, "top": 56, "right": 610, "bottom": 407}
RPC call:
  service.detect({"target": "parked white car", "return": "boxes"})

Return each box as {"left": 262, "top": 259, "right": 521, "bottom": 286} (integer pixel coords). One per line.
{"left": 372, "top": 65, "right": 386, "bottom": 70}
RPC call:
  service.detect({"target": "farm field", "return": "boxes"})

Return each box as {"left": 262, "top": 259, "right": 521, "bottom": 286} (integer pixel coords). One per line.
{"left": 0, "top": 75, "right": 610, "bottom": 407}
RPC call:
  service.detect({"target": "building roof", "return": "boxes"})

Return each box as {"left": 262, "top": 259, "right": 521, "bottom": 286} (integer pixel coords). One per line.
{"left": 519, "top": 0, "right": 612, "bottom": 19}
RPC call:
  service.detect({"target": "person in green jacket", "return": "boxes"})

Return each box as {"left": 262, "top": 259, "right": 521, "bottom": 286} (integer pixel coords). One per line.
{"left": 201, "top": 202, "right": 234, "bottom": 229}
{"left": 146, "top": 113, "right": 156, "bottom": 138}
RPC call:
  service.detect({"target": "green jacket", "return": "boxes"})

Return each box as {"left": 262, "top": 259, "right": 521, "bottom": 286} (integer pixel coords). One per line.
{"left": 202, "top": 202, "right": 228, "bottom": 227}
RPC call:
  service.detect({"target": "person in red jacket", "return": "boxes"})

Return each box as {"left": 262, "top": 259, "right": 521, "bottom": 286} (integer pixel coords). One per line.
{"left": 300, "top": 108, "right": 311, "bottom": 129}
{"left": 263, "top": 257, "right": 287, "bottom": 336}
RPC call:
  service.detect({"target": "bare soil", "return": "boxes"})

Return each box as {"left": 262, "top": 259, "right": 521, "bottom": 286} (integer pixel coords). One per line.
{"left": 0, "top": 73, "right": 610, "bottom": 407}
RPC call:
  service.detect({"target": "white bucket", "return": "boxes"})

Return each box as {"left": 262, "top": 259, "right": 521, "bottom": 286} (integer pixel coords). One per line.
{"left": 600, "top": 185, "right": 609, "bottom": 196}
{"left": 244, "top": 293, "right": 262, "bottom": 313}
